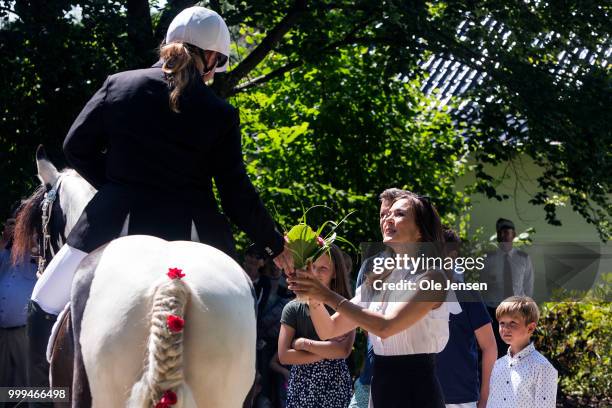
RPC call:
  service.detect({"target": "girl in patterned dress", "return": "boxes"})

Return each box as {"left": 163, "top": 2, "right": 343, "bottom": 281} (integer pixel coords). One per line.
{"left": 278, "top": 245, "right": 355, "bottom": 408}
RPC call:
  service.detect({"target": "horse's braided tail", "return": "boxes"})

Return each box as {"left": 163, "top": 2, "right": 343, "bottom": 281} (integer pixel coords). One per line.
{"left": 127, "top": 277, "right": 195, "bottom": 408}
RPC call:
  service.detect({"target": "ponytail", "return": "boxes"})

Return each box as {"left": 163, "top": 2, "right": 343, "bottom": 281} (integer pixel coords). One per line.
{"left": 159, "top": 42, "right": 205, "bottom": 113}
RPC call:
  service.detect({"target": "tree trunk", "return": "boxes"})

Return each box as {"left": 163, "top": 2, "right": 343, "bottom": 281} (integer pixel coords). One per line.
{"left": 127, "top": 0, "right": 155, "bottom": 67}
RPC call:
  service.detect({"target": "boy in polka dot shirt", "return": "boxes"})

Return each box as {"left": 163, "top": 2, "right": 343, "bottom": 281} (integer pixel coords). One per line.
{"left": 486, "top": 296, "right": 557, "bottom": 408}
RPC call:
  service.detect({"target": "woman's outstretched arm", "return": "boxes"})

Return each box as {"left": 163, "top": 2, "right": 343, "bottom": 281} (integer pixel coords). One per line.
{"left": 293, "top": 270, "right": 446, "bottom": 340}
{"left": 305, "top": 300, "right": 357, "bottom": 341}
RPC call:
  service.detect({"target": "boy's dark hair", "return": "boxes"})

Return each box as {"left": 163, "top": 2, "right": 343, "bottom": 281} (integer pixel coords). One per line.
{"left": 379, "top": 188, "right": 406, "bottom": 203}
{"left": 443, "top": 227, "right": 461, "bottom": 257}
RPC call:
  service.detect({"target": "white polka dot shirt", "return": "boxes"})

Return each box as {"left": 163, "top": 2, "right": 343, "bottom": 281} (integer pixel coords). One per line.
{"left": 487, "top": 343, "right": 558, "bottom": 408}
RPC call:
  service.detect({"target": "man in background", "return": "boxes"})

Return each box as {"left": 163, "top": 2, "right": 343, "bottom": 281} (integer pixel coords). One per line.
{"left": 481, "top": 218, "right": 534, "bottom": 357}
{"left": 0, "top": 208, "right": 38, "bottom": 401}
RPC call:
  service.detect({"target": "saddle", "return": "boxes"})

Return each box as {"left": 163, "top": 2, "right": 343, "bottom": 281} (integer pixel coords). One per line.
{"left": 47, "top": 243, "right": 105, "bottom": 408}
{"left": 48, "top": 305, "right": 74, "bottom": 388}
{"left": 48, "top": 305, "right": 91, "bottom": 408}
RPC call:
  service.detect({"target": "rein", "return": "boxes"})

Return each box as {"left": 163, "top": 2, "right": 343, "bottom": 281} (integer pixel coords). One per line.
{"left": 38, "top": 175, "right": 64, "bottom": 276}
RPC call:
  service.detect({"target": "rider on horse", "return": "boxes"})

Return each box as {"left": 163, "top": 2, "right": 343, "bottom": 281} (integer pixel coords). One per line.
{"left": 27, "top": 6, "right": 294, "bottom": 391}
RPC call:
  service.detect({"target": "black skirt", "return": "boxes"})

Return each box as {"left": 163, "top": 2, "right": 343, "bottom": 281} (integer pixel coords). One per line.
{"left": 371, "top": 353, "right": 445, "bottom": 408}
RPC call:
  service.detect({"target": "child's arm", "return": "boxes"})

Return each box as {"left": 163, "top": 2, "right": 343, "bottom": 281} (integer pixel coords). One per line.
{"left": 534, "top": 362, "right": 558, "bottom": 408}
{"left": 278, "top": 323, "right": 323, "bottom": 365}
{"left": 292, "top": 330, "right": 356, "bottom": 360}
{"left": 269, "top": 352, "right": 290, "bottom": 381}
{"left": 474, "top": 322, "right": 497, "bottom": 408}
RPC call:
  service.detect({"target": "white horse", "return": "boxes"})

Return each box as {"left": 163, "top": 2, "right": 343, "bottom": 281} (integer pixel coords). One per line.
{"left": 25, "top": 147, "right": 256, "bottom": 407}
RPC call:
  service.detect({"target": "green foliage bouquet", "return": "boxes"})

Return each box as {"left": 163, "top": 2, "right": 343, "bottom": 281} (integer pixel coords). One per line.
{"left": 285, "top": 206, "right": 354, "bottom": 269}
{"left": 283, "top": 206, "right": 354, "bottom": 300}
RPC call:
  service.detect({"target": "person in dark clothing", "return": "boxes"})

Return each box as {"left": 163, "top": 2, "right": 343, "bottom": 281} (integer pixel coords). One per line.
{"left": 25, "top": 5, "right": 294, "bottom": 395}
{"left": 436, "top": 229, "right": 497, "bottom": 408}
{"left": 1, "top": 210, "right": 37, "bottom": 408}
{"left": 244, "top": 244, "right": 272, "bottom": 314}
{"left": 256, "top": 258, "right": 293, "bottom": 405}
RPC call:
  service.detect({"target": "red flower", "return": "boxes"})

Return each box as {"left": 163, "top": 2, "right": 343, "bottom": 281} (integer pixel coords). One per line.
{"left": 161, "top": 390, "right": 178, "bottom": 405}
{"left": 316, "top": 236, "right": 325, "bottom": 247}
{"left": 167, "top": 267, "right": 185, "bottom": 280}
{"left": 167, "top": 315, "right": 185, "bottom": 333}
{"left": 155, "top": 390, "right": 178, "bottom": 408}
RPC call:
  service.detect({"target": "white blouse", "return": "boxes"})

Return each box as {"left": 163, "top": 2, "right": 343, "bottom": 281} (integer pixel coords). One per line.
{"left": 351, "top": 267, "right": 458, "bottom": 356}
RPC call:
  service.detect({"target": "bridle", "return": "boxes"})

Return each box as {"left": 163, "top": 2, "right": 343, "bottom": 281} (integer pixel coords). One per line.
{"left": 37, "top": 175, "right": 64, "bottom": 276}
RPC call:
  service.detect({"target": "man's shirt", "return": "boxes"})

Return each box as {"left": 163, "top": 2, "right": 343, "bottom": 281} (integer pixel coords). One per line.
{"left": 0, "top": 249, "right": 37, "bottom": 328}
{"left": 436, "top": 292, "right": 491, "bottom": 404}
{"left": 481, "top": 247, "right": 534, "bottom": 307}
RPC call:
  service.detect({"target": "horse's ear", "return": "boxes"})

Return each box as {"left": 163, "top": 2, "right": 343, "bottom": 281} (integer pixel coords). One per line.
{"left": 36, "top": 144, "right": 60, "bottom": 189}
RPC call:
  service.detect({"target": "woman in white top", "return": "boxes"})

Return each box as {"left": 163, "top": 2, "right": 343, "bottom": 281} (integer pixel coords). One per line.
{"left": 288, "top": 193, "right": 450, "bottom": 408}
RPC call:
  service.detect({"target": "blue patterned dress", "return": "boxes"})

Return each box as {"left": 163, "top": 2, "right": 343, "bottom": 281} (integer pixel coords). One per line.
{"left": 286, "top": 358, "right": 352, "bottom": 408}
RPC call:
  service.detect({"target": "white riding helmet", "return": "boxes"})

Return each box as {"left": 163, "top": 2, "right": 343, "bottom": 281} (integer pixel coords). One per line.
{"left": 165, "top": 6, "right": 231, "bottom": 72}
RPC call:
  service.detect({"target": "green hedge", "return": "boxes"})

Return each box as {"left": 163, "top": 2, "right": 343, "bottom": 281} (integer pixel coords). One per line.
{"left": 534, "top": 300, "right": 611, "bottom": 407}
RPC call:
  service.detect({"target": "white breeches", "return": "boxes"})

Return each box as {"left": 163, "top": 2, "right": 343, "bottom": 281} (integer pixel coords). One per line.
{"left": 30, "top": 244, "right": 88, "bottom": 315}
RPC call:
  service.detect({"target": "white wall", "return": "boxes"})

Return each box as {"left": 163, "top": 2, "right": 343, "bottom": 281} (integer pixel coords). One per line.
{"left": 456, "top": 155, "right": 611, "bottom": 288}
{"left": 457, "top": 155, "right": 606, "bottom": 242}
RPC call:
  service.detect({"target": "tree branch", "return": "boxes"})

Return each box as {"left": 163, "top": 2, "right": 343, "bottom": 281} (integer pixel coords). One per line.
{"left": 0, "top": 6, "right": 19, "bottom": 17}
{"left": 227, "top": 16, "right": 378, "bottom": 96}
{"left": 214, "top": 0, "right": 307, "bottom": 98}
{"left": 231, "top": 61, "right": 302, "bottom": 95}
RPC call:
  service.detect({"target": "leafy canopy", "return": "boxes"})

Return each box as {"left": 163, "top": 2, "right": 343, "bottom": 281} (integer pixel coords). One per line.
{"left": 1, "top": 0, "right": 609, "bottom": 241}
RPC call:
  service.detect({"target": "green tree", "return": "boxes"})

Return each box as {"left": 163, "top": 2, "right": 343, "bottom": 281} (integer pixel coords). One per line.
{"left": 234, "top": 40, "right": 471, "bottom": 246}
{"left": 1, "top": 0, "right": 610, "bottom": 241}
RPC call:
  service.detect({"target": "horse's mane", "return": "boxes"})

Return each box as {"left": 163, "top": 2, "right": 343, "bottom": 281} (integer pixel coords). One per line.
{"left": 11, "top": 169, "right": 79, "bottom": 265}
{"left": 12, "top": 184, "right": 45, "bottom": 264}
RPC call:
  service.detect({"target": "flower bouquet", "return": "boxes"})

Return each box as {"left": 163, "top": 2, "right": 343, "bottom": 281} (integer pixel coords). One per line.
{"left": 283, "top": 206, "right": 354, "bottom": 301}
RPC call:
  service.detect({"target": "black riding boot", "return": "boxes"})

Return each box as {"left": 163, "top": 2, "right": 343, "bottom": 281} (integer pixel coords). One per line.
{"left": 26, "top": 300, "right": 57, "bottom": 408}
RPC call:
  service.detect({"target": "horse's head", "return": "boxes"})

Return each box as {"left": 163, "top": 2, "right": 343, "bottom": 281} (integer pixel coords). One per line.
{"left": 12, "top": 145, "right": 96, "bottom": 270}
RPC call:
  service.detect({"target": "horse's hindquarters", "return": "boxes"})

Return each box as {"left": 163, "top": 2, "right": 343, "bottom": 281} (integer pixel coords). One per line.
{"left": 78, "top": 236, "right": 256, "bottom": 407}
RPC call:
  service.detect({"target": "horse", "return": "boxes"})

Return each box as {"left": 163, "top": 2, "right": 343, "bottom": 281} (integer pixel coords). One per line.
{"left": 13, "top": 146, "right": 257, "bottom": 407}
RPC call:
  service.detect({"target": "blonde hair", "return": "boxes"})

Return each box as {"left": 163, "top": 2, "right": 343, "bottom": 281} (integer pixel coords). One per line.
{"left": 496, "top": 296, "right": 540, "bottom": 325}
{"left": 159, "top": 42, "right": 206, "bottom": 113}
{"left": 127, "top": 277, "right": 195, "bottom": 408}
